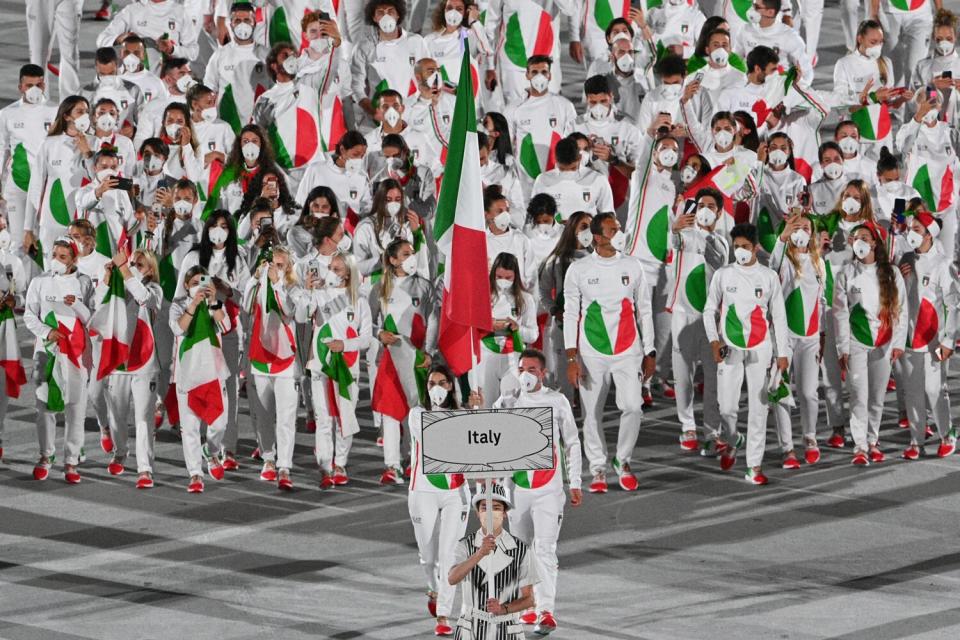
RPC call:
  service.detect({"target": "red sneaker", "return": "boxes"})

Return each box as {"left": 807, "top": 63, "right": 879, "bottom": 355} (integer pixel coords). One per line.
{"left": 588, "top": 472, "right": 607, "bottom": 494}
{"left": 64, "top": 467, "right": 81, "bottom": 484}
{"left": 100, "top": 433, "right": 114, "bottom": 453}
{"left": 136, "top": 475, "right": 154, "bottom": 489}
{"left": 851, "top": 451, "right": 869, "bottom": 466}
{"left": 332, "top": 466, "right": 349, "bottom": 485}
{"left": 679, "top": 432, "right": 699, "bottom": 451}
{"left": 305, "top": 419, "right": 317, "bottom": 433}
{"left": 404, "top": 465, "right": 411, "bottom": 478}
{"left": 662, "top": 383, "right": 676, "bottom": 399}
{"left": 222, "top": 454, "right": 239, "bottom": 471}
{"left": 33, "top": 461, "right": 50, "bottom": 481}
{"left": 94, "top": 7, "right": 111, "bottom": 21}
{"left": 925, "top": 425, "right": 935, "bottom": 439}
{"left": 376, "top": 436, "right": 384, "bottom": 447}
{"left": 278, "top": 474, "right": 293, "bottom": 491}
{"left": 427, "top": 593, "right": 437, "bottom": 617}
{"left": 805, "top": 447, "right": 821, "bottom": 465}
{"left": 534, "top": 611, "right": 557, "bottom": 635}
{"left": 719, "top": 448, "right": 736, "bottom": 471}
{"left": 887, "top": 378, "right": 896, "bottom": 391}
{"left": 902, "top": 445, "right": 920, "bottom": 461}
{"left": 642, "top": 391, "right": 653, "bottom": 407}
{"left": 868, "top": 448, "right": 885, "bottom": 463}
{"left": 827, "top": 432, "right": 846, "bottom": 448}
{"left": 207, "top": 458, "right": 225, "bottom": 480}
{"left": 938, "top": 432, "right": 957, "bottom": 458}
{"left": 782, "top": 454, "right": 801, "bottom": 470}
{"left": 251, "top": 447, "right": 263, "bottom": 461}
{"left": 612, "top": 459, "right": 638, "bottom": 491}
{"left": 898, "top": 417, "right": 909, "bottom": 429}
{"left": 520, "top": 610, "right": 538, "bottom": 625}
{"left": 107, "top": 460, "right": 125, "bottom": 476}
{"left": 434, "top": 621, "right": 453, "bottom": 636}
{"left": 319, "top": 473, "right": 335, "bottom": 489}
{"left": 380, "top": 467, "right": 403, "bottom": 485}
{"left": 187, "top": 478, "right": 204, "bottom": 493}
{"left": 745, "top": 468, "right": 768, "bottom": 485}
{"left": 260, "top": 464, "right": 277, "bottom": 482}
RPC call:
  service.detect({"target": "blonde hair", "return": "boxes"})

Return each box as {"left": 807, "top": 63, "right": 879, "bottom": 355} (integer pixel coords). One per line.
{"left": 131, "top": 249, "right": 159, "bottom": 284}
{"left": 785, "top": 216, "right": 823, "bottom": 280}
{"left": 254, "top": 245, "right": 299, "bottom": 287}
{"left": 833, "top": 178, "right": 876, "bottom": 223}
{"left": 332, "top": 252, "right": 360, "bottom": 307}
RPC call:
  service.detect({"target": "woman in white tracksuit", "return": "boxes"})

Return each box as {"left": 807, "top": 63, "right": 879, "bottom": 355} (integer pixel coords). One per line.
{"left": 477, "top": 252, "right": 538, "bottom": 405}
{"left": 0, "top": 255, "right": 25, "bottom": 462}
{"left": 170, "top": 264, "right": 232, "bottom": 493}
{"left": 834, "top": 222, "right": 907, "bottom": 466}
{"left": 898, "top": 212, "right": 960, "bottom": 460}
{"left": 242, "top": 246, "right": 304, "bottom": 490}
{"left": 299, "top": 252, "right": 371, "bottom": 488}
{"left": 771, "top": 214, "right": 828, "bottom": 468}
{"left": 370, "top": 238, "right": 436, "bottom": 486}
{"left": 756, "top": 133, "right": 807, "bottom": 258}
{"left": 407, "top": 363, "right": 470, "bottom": 637}
{"left": 94, "top": 249, "right": 163, "bottom": 489}
{"left": 23, "top": 237, "right": 94, "bottom": 484}
{"left": 668, "top": 188, "right": 728, "bottom": 454}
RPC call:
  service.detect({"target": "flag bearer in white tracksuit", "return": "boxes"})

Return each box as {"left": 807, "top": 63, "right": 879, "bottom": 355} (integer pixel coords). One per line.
{"left": 497, "top": 349, "right": 582, "bottom": 637}
{"left": 770, "top": 214, "right": 828, "bottom": 468}
{"left": 298, "top": 252, "right": 372, "bottom": 489}
{"left": 93, "top": 249, "right": 163, "bottom": 490}
{"left": 834, "top": 222, "right": 908, "bottom": 466}
{"left": 667, "top": 188, "right": 729, "bottom": 454}
{"left": 407, "top": 363, "right": 470, "bottom": 638}
{"left": 703, "top": 223, "right": 790, "bottom": 485}
{"left": 370, "top": 238, "right": 437, "bottom": 486}
{"left": 170, "top": 265, "right": 232, "bottom": 493}
{"left": 476, "top": 252, "right": 538, "bottom": 405}
{"left": 243, "top": 246, "right": 305, "bottom": 491}
{"left": 563, "top": 212, "right": 656, "bottom": 494}
{"left": 23, "top": 237, "right": 94, "bottom": 484}
{"left": 899, "top": 213, "right": 960, "bottom": 460}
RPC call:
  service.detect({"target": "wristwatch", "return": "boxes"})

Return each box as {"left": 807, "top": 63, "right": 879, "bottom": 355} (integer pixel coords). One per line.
{"left": 210, "top": 301, "right": 224, "bottom": 311}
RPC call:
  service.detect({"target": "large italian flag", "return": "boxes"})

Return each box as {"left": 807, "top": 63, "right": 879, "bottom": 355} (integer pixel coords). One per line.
{"left": 850, "top": 103, "right": 891, "bottom": 142}
{"left": 89, "top": 272, "right": 146, "bottom": 380}
{"left": 177, "top": 301, "right": 228, "bottom": 425}
{"left": 625, "top": 139, "right": 673, "bottom": 264}
{"left": 248, "top": 275, "right": 296, "bottom": 374}
{"left": 501, "top": 0, "right": 557, "bottom": 71}
{"left": 433, "top": 47, "right": 492, "bottom": 376}
{"left": 682, "top": 163, "right": 757, "bottom": 230}
{"left": 320, "top": 92, "right": 347, "bottom": 153}
{"left": 590, "top": 0, "right": 631, "bottom": 33}
{"left": 36, "top": 305, "right": 86, "bottom": 412}
{"left": 908, "top": 156, "right": 956, "bottom": 213}
{"left": 0, "top": 306, "right": 26, "bottom": 398}
{"left": 267, "top": 87, "right": 322, "bottom": 171}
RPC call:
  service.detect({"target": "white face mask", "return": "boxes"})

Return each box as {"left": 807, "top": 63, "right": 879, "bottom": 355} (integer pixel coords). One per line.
{"left": 769, "top": 149, "right": 788, "bottom": 167}
{"left": 615, "top": 53, "right": 635, "bottom": 74}
{"left": 444, "top": 9, "right": 463, "bottom": 27}
{"left": 49, "top": 260, "right": 68, "bottom": 275}
{"left": 480, "top": 509, "right": 505, "bottom": 533}
{"left": 609, "top": 230, "right": 626, "bottom": 252}
{"left": 400, "top": 254, "right": 418, "bottom": 275}
{"left": 173, "top": 199, "right": 193, "bottom": 216}
{"left": 714, "top": 129, "right": 734, "bottom": 149}
{"left": 188, "top": 284, "right": 201, "bottom": 298}
{"left": 823, "top": 162, "right": 843, "bottom": 180}
{"left": 310, "top": 36, "right": 331, "bottom": 53}
{"left": 127, "top": 265, "right": 143, "bottom": 281}
{"left": 681, "top": 165, "right": 697, "bottom": 185}
{"left": 241, "top": 142, "right": 260, "bottom": 162}
{"left": 282, "top": 55, "right": 298, "bottom": 76}
{"left": 96, "top": 113, "right": 118, "bottom": 132}
{"left": 99, "top": 75, "right": 120, "bottom": 88}
{"left": 165, "top": 123, "right": 182, "bottom": 140}
{"left": 96, "top": 168, "right": 117, "bottom": 182}
{"left": 580, "top": 152, "right": 591, "bottom": 169}
{"left": 345, "top": 157, "right": 364, "bottom": 174}
{"left": 428, "top": 385, "right": 449, "bottom": 407}
{"left": 790, "top": 229, "right": 810, "bottom": 248}
{"left": 923, "top": 109, "right": 939, "bottom": 125}
{"left": 589, "top": 102, "right": 611, "bottom": 121}
{"left": 23, "top": 85, "right": 44, "bottom": 104}
{"left": 208, "top": 226, "right": 229, "bottom": 245}
{"left": 386, "top": 156, "right": 406, "bottom": 176}
{"left": 337, "top": 235, "right": 352, "bottom": 252}
{"left": 710, "top": 47, "right": 729, "bottom": 66}
{"left": 201, "top": 107, "right": 217, "bottom": 122}
{"left": 657, "top": 148, "right": 678, "bottom": 168}
{"left": 660, "top": 83, "right": 681, "bottom": 100}
{"left": 734, "top": 246, "right": 753, "bottom": 265}
{"left": 122, "top": 53, "right": 140, "bottom": 73}
{"left": 386, "top": 201, "right": 402, "bottom": 216}
{"left": 881, "top": 181, "right": 900, "bottom": 194}
{"left": 530, "top": 73, "right": 550, "bottom": 93}
{"left": 517, "top": 370, "right": 539, "bottom": 392}
{"left": 324, "top": 270, "right": 343, "bottom": 287}
{"left": 146, "top": 154, "right": 165, "bottom": 173}
{"left": 746, "top": 7, "right": 762, "bottom": 23}
{"left": 176, "top": 74, "right": 196, "bottom": 93}
{"left": 232, "top": 21, "right": 254, "bottom": 41}
{"left": 495, "top": 278, "right": 513, "bottom": 292}
{"left": 72, "top": 113, "right": 90, "bottom": 133}
{"left": 0, "top": 229, "right": 11, "bottom": 250}
{"left": 864, "top": 44, "right": 883, "bottom": 60}
{"left": 535, "top": 223, "right": 554, "bottom": 236}
{"left": 838, "top": 136, "right": 859, "bottom": 156}
{"left": 937, "top": 39, "right": 955, "bottom": 56}
{"left": 906, "top": 229, "right": 925, "bottom": 249}
{"left": 577, "top": 228, "right": 593, "bottom": 248}
{"left": 841, "top": 197, "right": 861, "bottom": 215}
{"left": 695, "top": 206, "right": 717, "bottom": 228}
{"left": 852, "top": 238, "right": 872, "bottom": 260}
{"left": 493, "top": 211, "right": 511, "bottom": 231}
{"left": 383, "top": 106, "right": 401, "bottom": 128}
{"left": 378, "top": 14, "right": 397, "bottom": 34}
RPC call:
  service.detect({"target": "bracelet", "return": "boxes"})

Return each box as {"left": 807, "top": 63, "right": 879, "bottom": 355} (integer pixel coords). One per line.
{"left": 184, "top": 309, "right": 194, "bottom": 316}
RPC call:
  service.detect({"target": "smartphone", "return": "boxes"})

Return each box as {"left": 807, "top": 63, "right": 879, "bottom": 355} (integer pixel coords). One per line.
{"left": 199, "top": 275, "right": 212, "bottom": 289}
{"left": 693, "top": 71, "right": 704, "bottom": 83}
{"left": 893, "top": 197, "right": 906, "bottom": 219}
{"left": 799, "top": 191, "right": 811, "bottom": 209}
{"left": 308, "top": 259, "right": 320, "bottom": 279}
{"left": 683, "top": 199, "right": 697, "bottom": 216}
{"left": 718, "top": 345, "right": 729, "bottom": 360}
{"left": 318, "top": 10, "right": 330, "bottom": 20}
{"left": 115, "top": 177, "right": 134, "bottom": 191}
{"left": 658, "top": 111, "right": 671, "bottom": 134}
{"left": 943, "top": 70, "right": 953, "bottom": 79}
{"left": 261, "top": 216, "right": 273, "bottom": 230}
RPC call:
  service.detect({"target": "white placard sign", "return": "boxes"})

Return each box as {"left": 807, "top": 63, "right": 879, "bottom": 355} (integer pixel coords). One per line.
{"left": 421, "top": 408, "right": 554, "bottom": 475}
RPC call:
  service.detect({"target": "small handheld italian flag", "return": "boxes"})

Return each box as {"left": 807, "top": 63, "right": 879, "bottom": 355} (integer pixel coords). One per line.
{"left": 0, "top": 306, "right": 26, "bottom": 398}
{"left": 850, "top": 103, "right": 891, "bottom": 142}
{"left": 501, "top": 0, "right": 556, "bottom": 71}
{"left": 908, "top": 156, "right": 956, "bottom": 213}
{"left": 177, "top": 300, "right": 228, "bottom": 425}
{"left": 37, "top": 305, "right": 87, "bottom": 412}
{"left": 89, "top": 272, "right": 156, "bottom": 380}
{"left": 248, "top": 273, "right": 296, "bottom": 375}
{"left": 267, "top": 88, "right": 322, "bottom": 171}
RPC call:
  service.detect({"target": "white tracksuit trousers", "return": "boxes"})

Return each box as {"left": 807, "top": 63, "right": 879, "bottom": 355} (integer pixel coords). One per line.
{"left": 310, "top": 373, "right": 356, "bottom": 470}
{"left": 105, "top": 374, "right": 156, "bottom": 473}
{"left": 902, "top": 350, "right": 952, "bottom": 444}
{"left": 26, "top": 0, "right": 81, "bottom": 99}
{"left": 510, "top": 487, "right": 565, "bottom": 614}
{"left": 477, "top": 350, "right": 517, "bottom": 408}
{"left": 774, "top": 337, "right": 820, "bottom": 450}
{"left": 252, "top": 375, "right": 299, "bottom": 471}
{"left": 822, "top": 310, "right": 847, "bottom": 429}
{"left": 177, "top": 388, "right": 227, "bottom": 478}
{"left": 671, "top": 311, "right": 719, "bottom": 440}
{"left": 221, "top": 333, "right": 242, "bottom": 453}
{"left": 846, "top": 343, "right": 894, "bottom": 451}
{"left": 880, "top": 9, "right": 933, "bottom": 86}
{"left": 840, "top": 0, "right": 863, "bottom": 53}
{"left": 36, "top": 387, "right": 87, "bottom": 466}
{"left": 580, "top": 354, "right": 644, "bottom": 474}
{"left": 717, "top": 343, "right": 772, "bottom": 468}
{"left": 407, "top": 490, "right": 468, "bottom": 618}
{"left": 797, "top": 0, "right": 825, "bottom": 60}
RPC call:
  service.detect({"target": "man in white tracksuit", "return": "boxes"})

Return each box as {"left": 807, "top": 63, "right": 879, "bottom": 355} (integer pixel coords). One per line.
{"left": 26, "top": 0, "right": 81, "bottom": 99}
{"left": 497, "top": 349, "right": 582, "bottom": 636}
{"left": 563, "top": 212, "right": 656, "bottom": 494}
{"left": 704, "top": 223, "right": 789, "bottom": 485}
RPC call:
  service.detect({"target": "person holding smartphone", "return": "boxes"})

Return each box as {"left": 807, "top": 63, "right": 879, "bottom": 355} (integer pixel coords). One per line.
{"left": 912, "top": 9, "right": 960, "bottom": 97}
